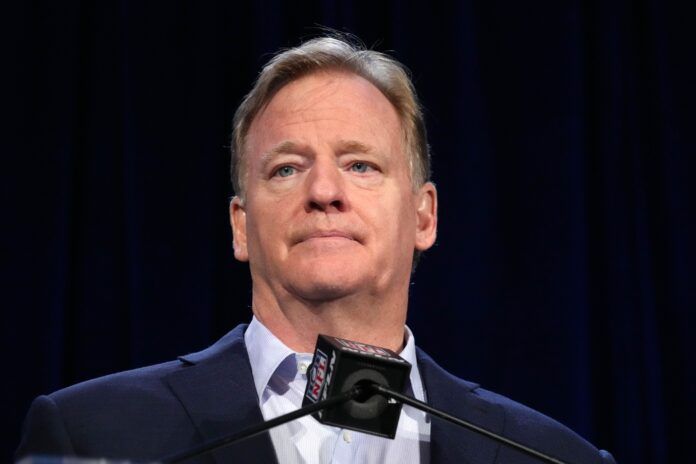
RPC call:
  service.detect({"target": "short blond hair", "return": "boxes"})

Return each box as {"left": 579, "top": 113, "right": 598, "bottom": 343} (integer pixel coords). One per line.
{"left": 230, "top": 35, "right": 431, "bottom": 199}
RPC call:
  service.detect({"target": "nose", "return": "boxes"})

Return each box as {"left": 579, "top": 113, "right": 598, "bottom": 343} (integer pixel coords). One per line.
{"left": 304, "top": 157, "right": 348, "bottom": 213}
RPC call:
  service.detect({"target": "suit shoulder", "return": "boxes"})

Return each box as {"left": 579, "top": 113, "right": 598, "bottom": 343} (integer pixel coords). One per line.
{"left": 473, "top": 386, "right": 576, "bottom": 434}
{"left": 18, "top": 326, "right": 252, "bottom": 461}
{"left": 49, "top": 359, "right": 184, "bottom": 404}
{"left": 49, "top": 324, "right": 249, "bottom": 405}
{"left": 416, "top": 348, "right": 614, "bottom": 463}
{"left": 17, "top": 359, "right": 189, "bottom": 461}
{"left": 471, "top": 386, "right": 612, "bottom": 463}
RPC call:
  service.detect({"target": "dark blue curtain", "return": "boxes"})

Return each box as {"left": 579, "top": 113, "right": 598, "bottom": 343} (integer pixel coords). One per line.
{"left": 4, "top": 1, "right": 694, "bottom": 463}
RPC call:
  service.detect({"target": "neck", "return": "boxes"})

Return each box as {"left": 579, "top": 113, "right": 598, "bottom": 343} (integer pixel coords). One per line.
{"left": 250, "top": 284, "right": 409, "bottom": 353}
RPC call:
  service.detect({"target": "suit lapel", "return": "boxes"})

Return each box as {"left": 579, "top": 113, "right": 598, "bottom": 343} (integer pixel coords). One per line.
{"left": 164, "top": 325, "right": 278, "bottom": 464}
{"left": 417, "top": 349, "right": 503, "bottom": 464}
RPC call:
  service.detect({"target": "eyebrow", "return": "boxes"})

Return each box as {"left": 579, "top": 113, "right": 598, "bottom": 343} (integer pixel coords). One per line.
{"left": 261, "top": 139, "right": 376, "bottom": 164}
{"left": 336, "top": 139, "right": 375, "bottom": 155}
{"left": 259, "top": 141, "right": 308, "bottom": 171}
{"left": 263, "top": 140, "right": 307, "bottom": 159}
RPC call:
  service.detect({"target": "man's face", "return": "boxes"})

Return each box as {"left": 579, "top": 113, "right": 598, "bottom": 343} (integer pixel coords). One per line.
{"left": 231, "top": 71, "right": 437, "bottom": 302}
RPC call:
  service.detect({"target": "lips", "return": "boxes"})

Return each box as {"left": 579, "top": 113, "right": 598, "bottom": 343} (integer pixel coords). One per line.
{"left": 304, "top": 230, "right": 355, "bottom": 241}
{"left": 293, "top": 228, "right": 362, "bottom": 245}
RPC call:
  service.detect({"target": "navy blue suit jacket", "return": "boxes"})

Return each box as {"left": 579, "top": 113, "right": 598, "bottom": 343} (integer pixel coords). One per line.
{"left": 16, "top": 325, "right": 615, "bottom": 463}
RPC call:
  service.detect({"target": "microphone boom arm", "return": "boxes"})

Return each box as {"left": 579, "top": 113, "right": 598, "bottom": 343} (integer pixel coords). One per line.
{"left": 370, "top": 384, "right": 570, "bottom": 464}
{"left": 162, "top": 386, "right": 362, "bottom": 464}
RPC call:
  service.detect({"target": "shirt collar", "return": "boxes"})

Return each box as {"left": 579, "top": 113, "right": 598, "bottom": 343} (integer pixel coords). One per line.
{"left": 400, "top": 324, "right": 425, "bottom": 401}
{"left": 244, "top": 316, "right": 424, "bottom": 401}
{"left": 245, "top": 316, "right": 301, "bottom": 401}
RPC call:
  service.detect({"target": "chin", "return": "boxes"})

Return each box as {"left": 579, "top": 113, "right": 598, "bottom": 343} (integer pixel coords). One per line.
{"left": 287, "top": 259, "right": 368, "bottom": 301}
{"left": 290, "top": 282, "right": 356, "bottom": 302}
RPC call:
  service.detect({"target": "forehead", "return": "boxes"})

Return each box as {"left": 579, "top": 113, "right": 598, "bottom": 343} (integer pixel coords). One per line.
{"left": 245, "top": 71, "right": 404, "bottom": 157}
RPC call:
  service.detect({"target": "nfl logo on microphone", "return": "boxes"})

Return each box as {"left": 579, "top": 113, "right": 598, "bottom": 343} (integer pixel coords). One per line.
{"left": 306, "top": 349, "right": 329, "bottom": 402}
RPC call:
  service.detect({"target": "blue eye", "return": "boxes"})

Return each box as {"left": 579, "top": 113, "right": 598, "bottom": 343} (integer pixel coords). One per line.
{"left": 275, "top": 166, "right": 295, "bottom": 177}
{"left": 351, "top": 162, "right": 370, "bottom": 173}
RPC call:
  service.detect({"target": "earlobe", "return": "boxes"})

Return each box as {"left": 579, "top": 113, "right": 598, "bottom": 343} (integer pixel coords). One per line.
{"left": 230, "top": 197, "right": 249, "bottom": 262}
{"left": 414, "top": 182, "right": 438, "bottom": 251}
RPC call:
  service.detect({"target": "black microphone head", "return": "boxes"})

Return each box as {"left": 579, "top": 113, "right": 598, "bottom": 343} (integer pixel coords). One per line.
{"left": 302, "top": 334, "right": 411, "bottom": 438}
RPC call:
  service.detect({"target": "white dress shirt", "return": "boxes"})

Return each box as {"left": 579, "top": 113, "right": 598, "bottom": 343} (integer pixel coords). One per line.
{"left": 245, "top": 316, "right": 431, "bottom": 464}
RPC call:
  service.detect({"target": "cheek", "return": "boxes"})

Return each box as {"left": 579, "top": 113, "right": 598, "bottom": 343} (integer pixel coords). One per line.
{"left": 246, "top": 198, "right": 296, "bottom": 255}
{"left": 367, "top": 194, "right": 416, "bottom": 244}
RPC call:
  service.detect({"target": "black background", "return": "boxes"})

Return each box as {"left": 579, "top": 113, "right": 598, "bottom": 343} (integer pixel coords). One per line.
{"left": 4, "top": 1, "right": 695, "bottom": 463}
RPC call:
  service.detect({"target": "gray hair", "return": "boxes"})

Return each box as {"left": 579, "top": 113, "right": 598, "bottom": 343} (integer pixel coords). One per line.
{"left": 230, "top": 35, "right": 431, "bottom": 199}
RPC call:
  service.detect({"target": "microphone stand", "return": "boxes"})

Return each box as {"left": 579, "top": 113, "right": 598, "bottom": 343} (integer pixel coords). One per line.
{"left": 161, "top": 386, "right": 363, "bottom": 464}
{"left": 369, "top": 384, "right": 570, "bottom": 464}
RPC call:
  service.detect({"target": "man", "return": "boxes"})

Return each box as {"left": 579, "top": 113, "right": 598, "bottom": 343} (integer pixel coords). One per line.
{"left": 17, "top": 36, "right": 615, "bottom": 463}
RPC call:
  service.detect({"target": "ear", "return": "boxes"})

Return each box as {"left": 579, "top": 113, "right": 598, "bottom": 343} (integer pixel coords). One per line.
{"left": 414, "top": 182, "right": 438, "bottom": 251}
{"left": 230, "top": 196, "right": 249, "bottom": 262}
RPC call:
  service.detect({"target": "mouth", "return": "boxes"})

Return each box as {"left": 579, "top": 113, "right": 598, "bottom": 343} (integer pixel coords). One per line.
{"left": 291, "top": 226, "right": 366, "bottom": 248}
{"left": 302, "top": 230, "right": 357, "bottom": 242}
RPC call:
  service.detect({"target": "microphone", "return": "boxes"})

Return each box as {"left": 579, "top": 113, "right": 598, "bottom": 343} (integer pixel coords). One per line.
{"left": 301, "top": 334, "right": 411, "bottom": 438}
